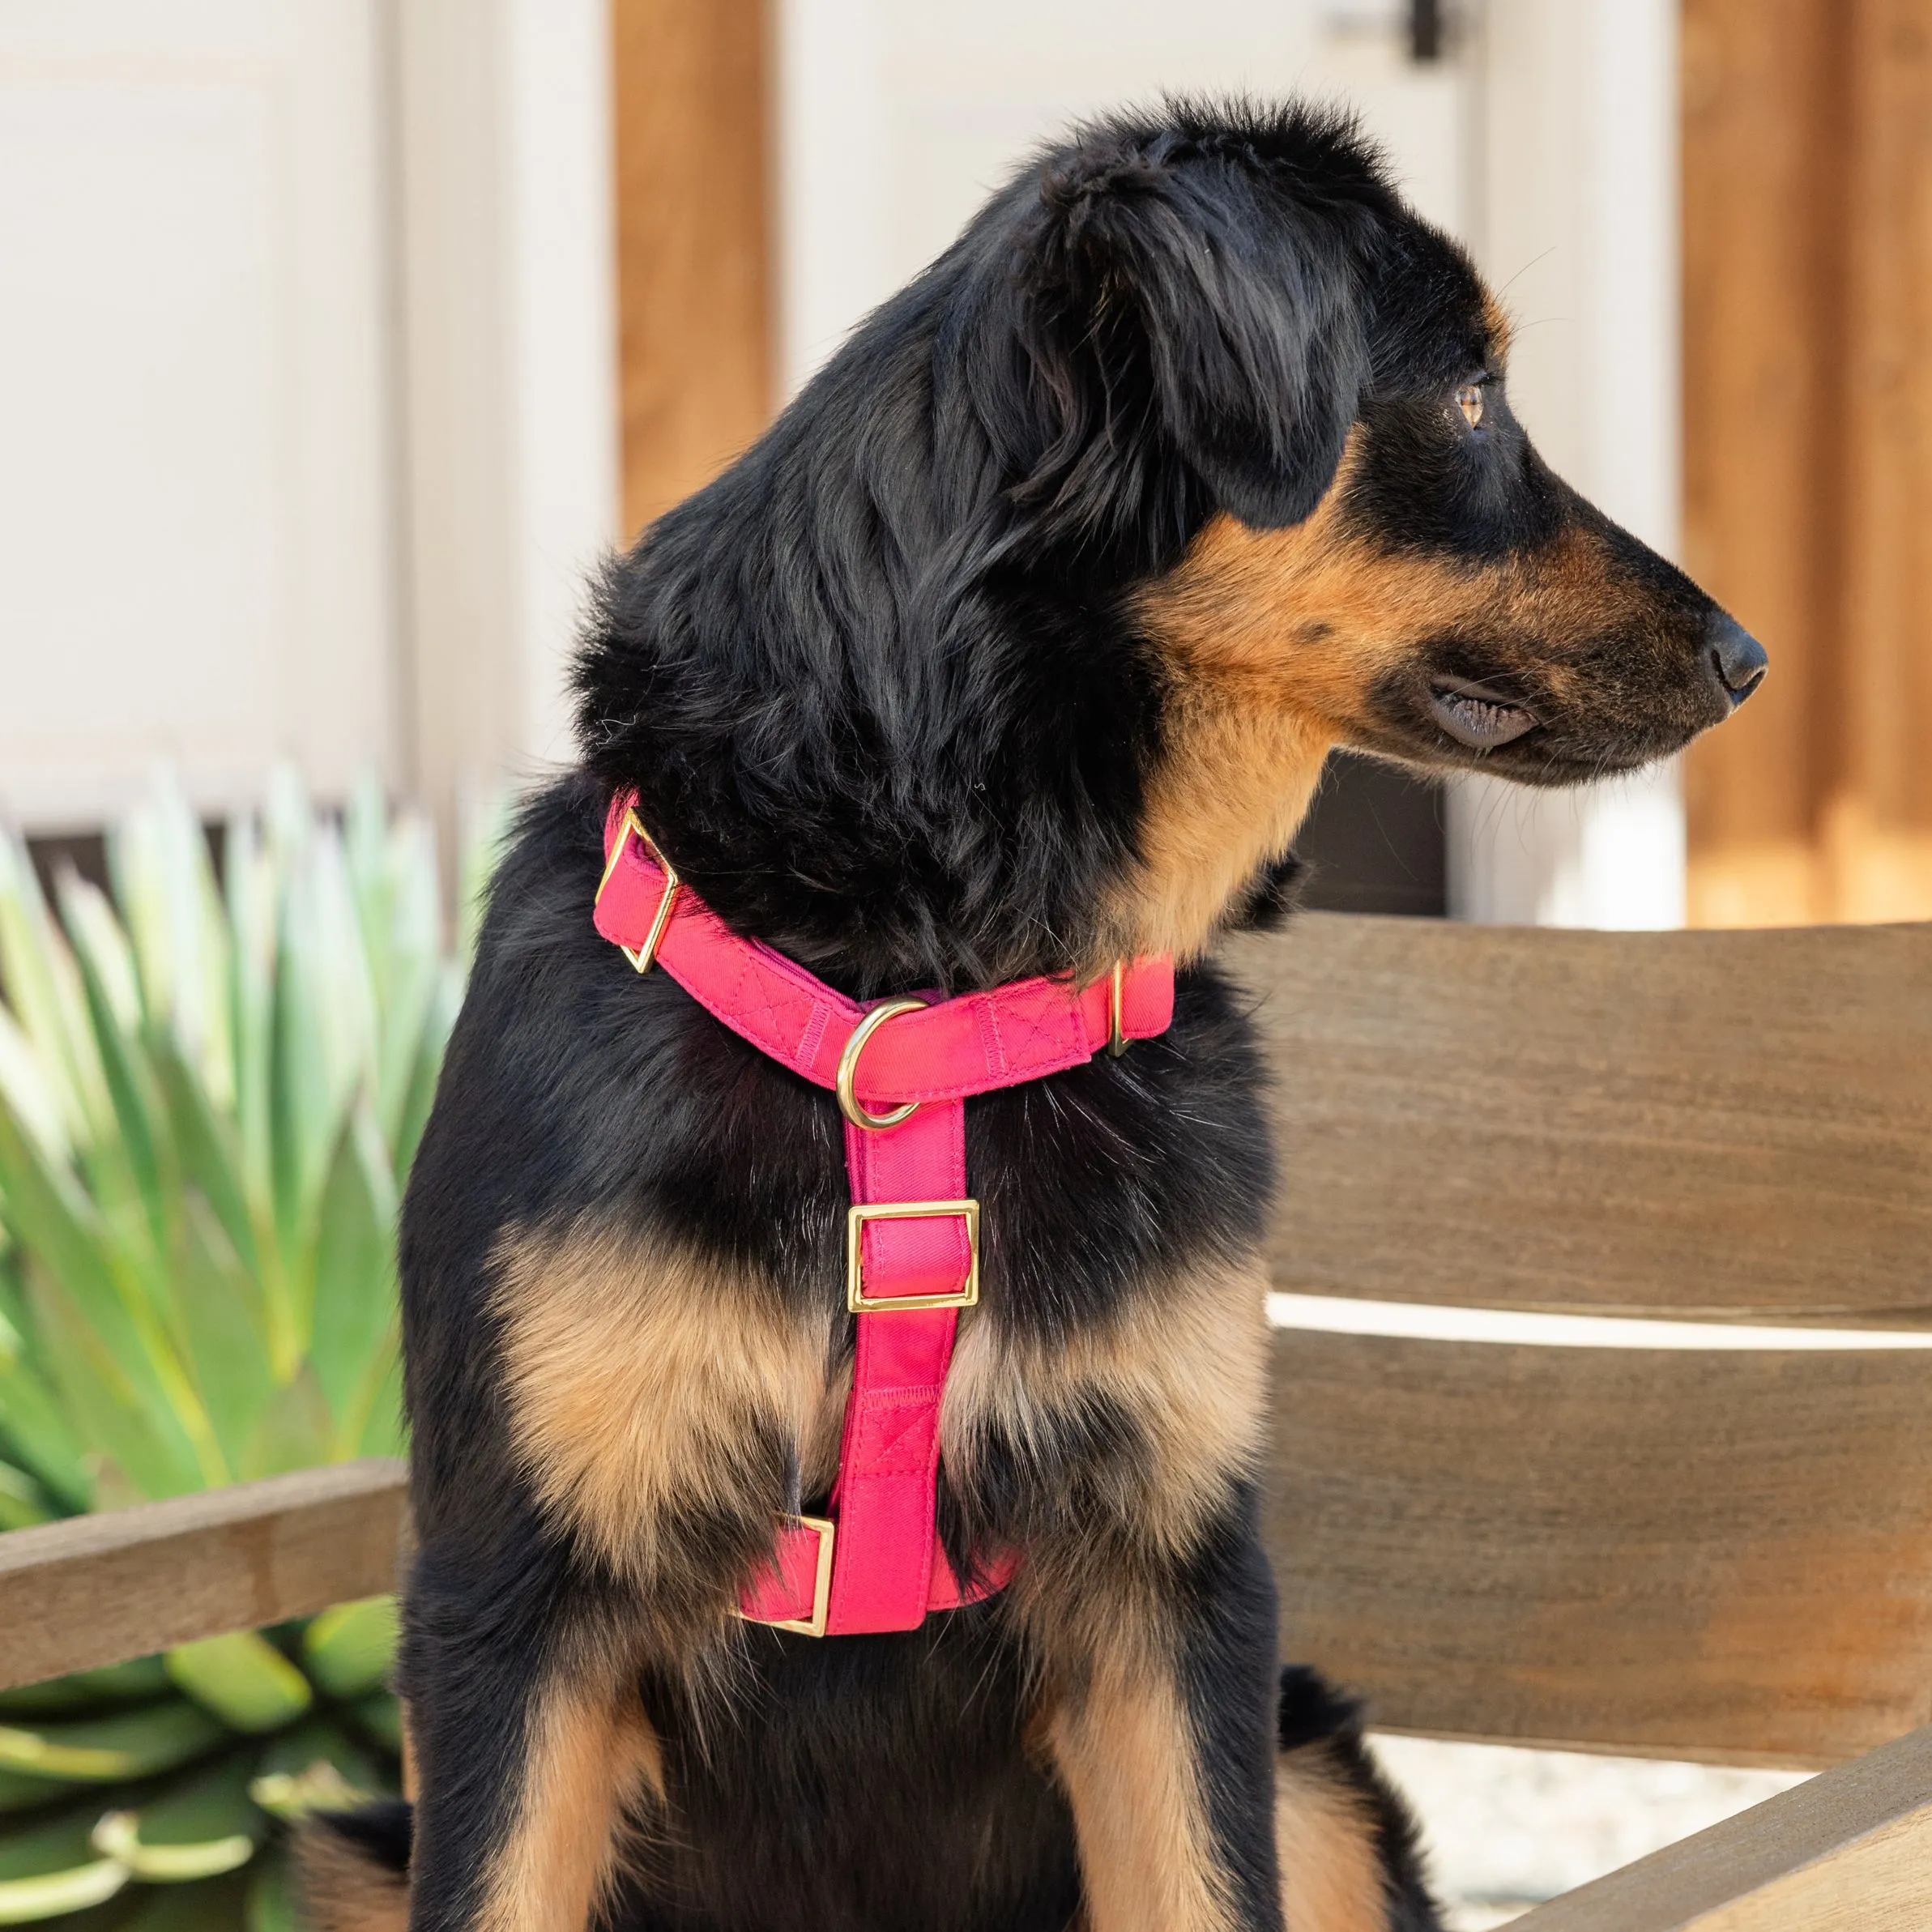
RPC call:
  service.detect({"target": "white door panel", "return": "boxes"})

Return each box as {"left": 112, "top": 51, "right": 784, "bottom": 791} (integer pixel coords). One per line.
{"left": 776, "top": 2, "right": 1473, "bottom": 399}
{"left": 0, "top": 1, "right": 398, "bottom": 830}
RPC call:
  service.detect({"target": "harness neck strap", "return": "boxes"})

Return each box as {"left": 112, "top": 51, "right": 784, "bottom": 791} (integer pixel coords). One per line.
{"left": 593, "top": 797, "right": 1175, "bottom": 1634}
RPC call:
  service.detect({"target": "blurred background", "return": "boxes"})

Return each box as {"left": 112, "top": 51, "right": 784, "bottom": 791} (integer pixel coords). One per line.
{"left": 4, "top": 0, "right": 1928, "bottom": 932}
{"left": 0, "top": 2, "right": 1925, "bottom": 1924}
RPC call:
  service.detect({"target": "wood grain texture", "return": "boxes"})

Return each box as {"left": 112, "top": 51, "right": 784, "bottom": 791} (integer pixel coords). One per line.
{"left": 1233, "top": 915, "right": 1932, "bottom": 1324}
{"left": 1265, "top": 1328, "right": 1932, "bottom": 1766}
{"left": 1683, "top": 0, "right": 1932, "bottom": 925}
{"left": 1508, "top": 1724, "right": 1932, "bottom": 1930}
{"left": 1681, "top": 0, "right": 1844, "bottom": 926}
{"left": 1834, "top": 0, "right": 1932, "bottom": 921}
{"left": 0, "top": 1461, "right": 408, "bottom": 1691}
{"left": 612, "top": 0, "right": 772, "bottom": 538}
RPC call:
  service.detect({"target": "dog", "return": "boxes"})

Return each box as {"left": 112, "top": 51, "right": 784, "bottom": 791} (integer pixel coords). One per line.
{"left": 304, "top": 98, "right": 1764, "bottom": 1932}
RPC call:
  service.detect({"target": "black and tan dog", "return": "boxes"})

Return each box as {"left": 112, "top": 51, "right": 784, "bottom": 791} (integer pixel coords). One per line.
{"left": 305, "top": 100, "right": 1763, "bottom": 1932}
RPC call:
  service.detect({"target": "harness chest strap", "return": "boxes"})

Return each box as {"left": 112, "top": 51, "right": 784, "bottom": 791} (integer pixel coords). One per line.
{"left": 593, "top": 797, "right": 1175, "bottom": 1634}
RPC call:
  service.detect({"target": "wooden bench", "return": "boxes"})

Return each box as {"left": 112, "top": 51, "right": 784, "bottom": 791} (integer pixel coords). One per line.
{"left": 2, "top": 911, "right": 1927, "bottom": 1926}
{"left": 1243, "top": 913, "right": 1932, "bottom": 1929}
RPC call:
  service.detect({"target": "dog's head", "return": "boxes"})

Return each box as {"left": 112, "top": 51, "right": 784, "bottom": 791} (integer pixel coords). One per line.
{"left": 580, "top": 101, "right": 1762, "bottom": 989}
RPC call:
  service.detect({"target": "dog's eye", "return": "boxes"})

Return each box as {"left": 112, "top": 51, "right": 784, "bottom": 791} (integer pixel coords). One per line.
{"left": 1455, "top": 382, "right": 1486, "bottom": 429}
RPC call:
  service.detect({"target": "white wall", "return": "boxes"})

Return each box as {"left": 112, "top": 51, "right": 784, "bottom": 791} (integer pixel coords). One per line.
{"left": 1449, "top": 0, "right": 1687, "bottom": 927}
{"left": 0, "top": 0, "right": 403, "bottom": 830}
{"left": 0, "top": 0, "right": 619, "bottom": 841}
{"left": 392, "top": 0, "right": 620, "bottom": 838}
{"left": 774, "top": 1, "right": 1474, "bottom": 399}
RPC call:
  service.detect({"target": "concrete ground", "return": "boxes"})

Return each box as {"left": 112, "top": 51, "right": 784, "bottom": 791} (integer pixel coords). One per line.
{"left": 1366, "top": 1735, "right": 1810, "bottom": 1928}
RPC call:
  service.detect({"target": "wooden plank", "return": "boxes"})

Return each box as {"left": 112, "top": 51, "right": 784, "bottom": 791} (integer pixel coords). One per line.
{"left": 1835, "top": 0, "right": 1932, "bottom": 923}
{"left": 1682, "top": 0, "right": 1932, "bottom": 927}
{"left": 1681, "top": 0, "right": 1843, "bottom": 928}
{"left": 612, "top": 0, "right": 772, "bottom": 538}
{"left": 1265, "top": 1328, "right": 1932, "bottom": 1766}
{"left": 0, "top": 1461, "right": 408, "bottom": 1691}
{"left": 1234, "top": 916, "right": 1932, "bottom": 1325}
{"left": 1509, "top": 1724, "right": 1932, "bottom": 1930}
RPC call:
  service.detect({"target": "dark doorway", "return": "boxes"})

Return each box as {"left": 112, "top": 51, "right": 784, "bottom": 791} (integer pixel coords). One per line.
{"left": 1292, "top": 752, "right": 1446, "bottom": 917}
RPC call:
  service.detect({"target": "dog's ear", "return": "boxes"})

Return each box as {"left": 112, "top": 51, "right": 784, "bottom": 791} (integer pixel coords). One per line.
{"left": 1001, "top": 128, "right": 1380, "bottom": 544}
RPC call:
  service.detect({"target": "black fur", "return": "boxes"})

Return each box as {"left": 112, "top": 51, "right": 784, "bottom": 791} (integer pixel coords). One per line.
{"left": 316, "top": 1797, "right": 415, "bottom": 1874}
{"left": 318, "top": 1665, "right": 1418, "bottom": 1932}
{"left": 394, "top": 778, "right": 1293, "bottom": 1930}
{"left": 358, "top": 95, "right": 1759, "bottom": 1932}
{"left": 575, "top": 101, "right": 1413, "bottom": 996}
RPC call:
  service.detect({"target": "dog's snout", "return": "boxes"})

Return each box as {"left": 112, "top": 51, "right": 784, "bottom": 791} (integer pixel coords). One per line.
{"left": 1707, "top": 612, "right": 1768, "bottom": 709}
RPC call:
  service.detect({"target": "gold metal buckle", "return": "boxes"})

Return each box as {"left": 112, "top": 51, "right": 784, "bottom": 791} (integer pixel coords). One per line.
{"left": 847, "top": 1199, "right": 980, "bottom": 1312}
{"left": 835, "top": 996, "right": 927, "bottom": 1130}
{"left": 738, "top": 1513, "right": 836, "bottom": 1637}
{"left": 1107, "top": 958, "right": 1129, "bottom": 1057}
{"left": 595, "top": 808, "right": 680, "bottom": 973}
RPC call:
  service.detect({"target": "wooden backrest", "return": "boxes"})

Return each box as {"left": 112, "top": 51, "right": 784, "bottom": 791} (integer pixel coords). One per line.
{"left": 1238, "top": 916, "right": 1932, "bottom": 1325}
{"left": 1236, "top": 916, "right": 1932, "bottom": 1769}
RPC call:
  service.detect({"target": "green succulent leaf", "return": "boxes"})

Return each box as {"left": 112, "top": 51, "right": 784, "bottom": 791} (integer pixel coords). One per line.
{"left": 146, "top": 1034, "right": 259, "bottom": 1288}
{"left": 237, "top": 1364, "right": 334, "bottom": 1483}
{"left": 245, "top": 1842, "right": 299, "bottom": 1932}
{"left": 0, "top": 1769, "right": 96, "bottom": 1815}
{"left": 114, "top": 1866, "right": 252, "bottom": 1929}
{"left": 165, "top": 1196, "right": 275, "bottom": 1477}
{"left": 343, "top": 1692, "right": 403, "bottom": 1757}
{"left": 54, "top": 875, "right": 171, "bottom": 1254}
{"left": 0, "top": 1794, "right": 130, "bottom": 1921}
{"left": 250, "top": 1717, "right": 390, "bottom": 1823}
{"left": 0, "top": 1461, "right": 54, "bottom": 1532}
{"left": 0, "top": 839, "right": 110, "bottom": 1153}
{"left": 0, "top": 1659, "right": 172, "bottom": 1721}
{"left": 0, "top": 1340, "right": 96, "bottom": 1514}
{"left": 22, "top": 1265, "right": 203, "bottom": 1503}
{"left": 92, "top": 1750, "right": 267, "bottom": 1880}
{"left": 301, "top": 1597, "right": 399, "bottom": 1704}
{"left": 307, "top": 1106, "right": 399, "bottom": 1448}
{"left": 164, "top": 1635, "right": 313, "bottom": 1738}
{"left": 0, "top": 771, "right": 495, "bottom": 1929}
{"left": 0, "top": 1700, "right": 226, "bottom": 1784}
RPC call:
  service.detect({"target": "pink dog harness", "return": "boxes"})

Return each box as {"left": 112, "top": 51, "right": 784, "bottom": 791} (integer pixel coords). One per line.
{"left": 593, "top": 796, "right": 1175, "bottom": 1635}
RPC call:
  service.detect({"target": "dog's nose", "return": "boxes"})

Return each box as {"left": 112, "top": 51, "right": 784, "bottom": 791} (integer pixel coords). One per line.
{"left": 1707, "top": 612, "right": 1768, "bottom": 708}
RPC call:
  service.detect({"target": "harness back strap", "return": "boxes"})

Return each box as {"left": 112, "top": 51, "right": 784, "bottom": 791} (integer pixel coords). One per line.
{"left": 593, "top": 797, "right": 1175, "bottom": 1634}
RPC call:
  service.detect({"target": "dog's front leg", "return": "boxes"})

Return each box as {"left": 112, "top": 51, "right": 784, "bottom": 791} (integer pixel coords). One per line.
{"left": 401, "top": 1545, "right": 659, "bottom": 1932}
{"left": 1026, "top": 1491, "right": 1285, "bottom": 1932}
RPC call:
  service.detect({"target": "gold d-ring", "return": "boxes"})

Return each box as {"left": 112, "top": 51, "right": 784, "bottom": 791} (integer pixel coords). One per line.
{"left": 836, "top": 998, "right": 927, "bottom": 1130}
{"left": 1107, "top": 959, "right": 1129, "bottom": 1057}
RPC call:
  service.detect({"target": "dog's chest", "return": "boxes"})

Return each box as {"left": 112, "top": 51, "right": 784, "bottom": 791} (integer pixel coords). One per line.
{"left": 493, "top": 1222, "right": 1269, "bottom": 1582}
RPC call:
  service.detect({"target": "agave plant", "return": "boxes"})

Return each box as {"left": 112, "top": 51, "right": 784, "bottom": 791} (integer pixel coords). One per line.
{"left": 0, "top": 774, "right": 496, "bottom": 1927}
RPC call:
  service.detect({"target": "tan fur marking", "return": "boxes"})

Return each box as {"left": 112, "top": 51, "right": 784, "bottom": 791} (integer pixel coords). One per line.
{"left": 943, "top": 1257, "right": 1270, "bottom": 1562}
{"left": 473, "top": 1675, "right": 663, "bottom": 1932}
{"left": 492, "top": 1225, "right": 829, "bottom": 1582}
{"left": 1047, "top": 1657, "right": 1242, "bottom": 1932}
{"left": 295, "top": 1821, "right": 409, "bottom": 1932}
{"left": 1480, "top": 292, "right": 1514, "bottom": 364}
{"left": 399, "top": 1700, "right": 416, "bottom": 1802}
{"left": 1124, "top": 443, "right": 1648, "bottom": 962}
{"left": 1276, "top": 1743, "right": 1388, "bottom": 1932}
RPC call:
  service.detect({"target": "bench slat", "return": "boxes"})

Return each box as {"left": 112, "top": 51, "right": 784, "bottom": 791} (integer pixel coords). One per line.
{"left": 1509, "top": 1723, "right": 1932, "bottom": 1930}
{"left": 1265, "top": 1328, "right": 1932, "bottom": 1767}
{"left": 0, "top": 1460, "right": 408, "bottom": 1692}
{"left": 1235, "top": 917, "right": 1932, "bottom": 1326}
